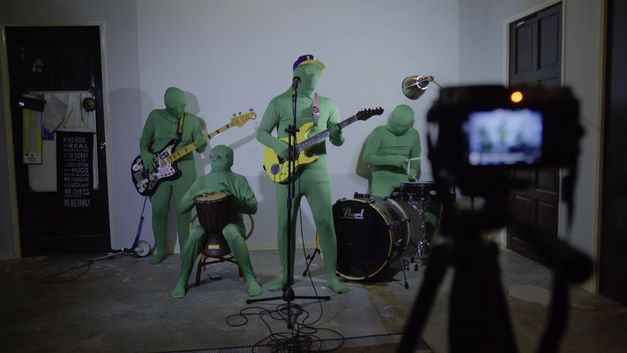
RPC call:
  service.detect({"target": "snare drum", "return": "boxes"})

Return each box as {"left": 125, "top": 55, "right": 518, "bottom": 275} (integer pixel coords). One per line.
{"left": 398, "top": 182, "right": 438, "bottom": 202}
{"left": 332, "top": 195, "right": 410, "bottom": 280}
{"left": 195, "top": 192, "right": 231, "bottom": 257}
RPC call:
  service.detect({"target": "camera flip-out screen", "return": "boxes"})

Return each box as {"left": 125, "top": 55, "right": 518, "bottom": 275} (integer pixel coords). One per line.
{"left": 463, "top": 109, "right": 543, "bottom": 166}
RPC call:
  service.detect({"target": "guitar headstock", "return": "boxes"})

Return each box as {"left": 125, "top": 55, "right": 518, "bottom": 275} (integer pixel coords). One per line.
{"left": 356, "top": 107, "right": 384, "bottom": 121}
{"left": 231, "top": 109, "right": 257, "bottom": 127}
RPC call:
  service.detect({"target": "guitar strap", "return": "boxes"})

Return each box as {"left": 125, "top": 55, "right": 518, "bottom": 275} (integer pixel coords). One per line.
{"left": 176, "top": 113, "right": 185, "bottom": 140}
{"left": 312, "top": 93, "right": 320, "bottom": 125}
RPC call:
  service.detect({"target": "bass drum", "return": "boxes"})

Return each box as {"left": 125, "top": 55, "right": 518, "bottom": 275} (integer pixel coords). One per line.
{"left": 332, "top": 196, "right": 409, "bottom": 280}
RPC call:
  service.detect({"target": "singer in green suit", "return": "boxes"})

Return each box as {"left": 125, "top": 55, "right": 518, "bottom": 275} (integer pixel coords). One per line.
{"left": 256, "top": 54, "right": 347, "bottom": 294}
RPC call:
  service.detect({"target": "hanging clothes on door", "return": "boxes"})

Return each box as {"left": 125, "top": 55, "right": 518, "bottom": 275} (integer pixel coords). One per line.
{"left": 27, "top": 91, "right": 99, "bottom": 192}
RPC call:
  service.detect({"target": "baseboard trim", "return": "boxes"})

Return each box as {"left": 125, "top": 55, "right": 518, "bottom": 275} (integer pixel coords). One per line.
{"left": 0, "top": 252, "right": 17, "bottom": 260}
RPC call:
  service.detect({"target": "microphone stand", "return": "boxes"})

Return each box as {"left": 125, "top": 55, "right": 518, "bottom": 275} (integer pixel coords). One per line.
{"left": 247, "top": 78, "right": 330, "bottom": 329}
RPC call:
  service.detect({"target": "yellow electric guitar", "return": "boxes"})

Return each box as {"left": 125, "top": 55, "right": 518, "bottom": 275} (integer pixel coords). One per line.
{"left": 263, "top": 107, "right": 383, "bottom": 183}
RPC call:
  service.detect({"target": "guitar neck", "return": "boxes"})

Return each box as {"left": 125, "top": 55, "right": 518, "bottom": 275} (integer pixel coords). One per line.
{"left": 296, "top": 115, "right": 358, "bottom": 152}
{"left": 166, "top": 123, "right": 233, "bottom": 163}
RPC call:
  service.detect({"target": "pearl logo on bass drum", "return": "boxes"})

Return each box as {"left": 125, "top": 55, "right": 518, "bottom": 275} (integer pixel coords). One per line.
{"left": 341, "top": 207, "right": 365, "bottom": 220}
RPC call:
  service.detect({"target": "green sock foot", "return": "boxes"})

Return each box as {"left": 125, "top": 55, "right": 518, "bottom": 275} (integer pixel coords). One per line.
{"left": 171, "top": 283, "right": 186, "bottom": 299}
{"left": 268, "top": 276, "right": 287, "bottom": 292}
{"left": 327, "top": 276, "right": 348, "bottom": 294}
{"left": 149, "top": 253, "right": 167, "bottom": 265}
{"left": 248, "top": 279, "right": 262, "bottom": 297}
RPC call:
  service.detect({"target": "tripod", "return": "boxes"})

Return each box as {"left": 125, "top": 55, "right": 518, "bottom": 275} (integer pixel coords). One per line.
{"left": 247, "top": 78, "right": 329, "bottom": 329}
{"left": 397, "top": 187, "right": 592, "bottom": 353}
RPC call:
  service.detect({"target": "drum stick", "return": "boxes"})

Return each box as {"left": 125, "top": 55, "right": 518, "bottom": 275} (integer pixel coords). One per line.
{"left": 405, "top": 157, "right": 423, "bottom": 178}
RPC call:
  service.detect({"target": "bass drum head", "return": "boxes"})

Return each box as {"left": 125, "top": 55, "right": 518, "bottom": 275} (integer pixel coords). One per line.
{"left": 332, "top": 197, "right": 409, "bottom": 280}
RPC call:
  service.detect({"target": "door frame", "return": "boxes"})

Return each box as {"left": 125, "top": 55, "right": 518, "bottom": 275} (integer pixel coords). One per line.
{"left": 501, "top": 0, "right": 566, "bottom": 247}
{"left": 501, "top": 0, "right": 608, "bottom": 293}
{"left": 0, "top": 22, "right": 112, "bottom": 258}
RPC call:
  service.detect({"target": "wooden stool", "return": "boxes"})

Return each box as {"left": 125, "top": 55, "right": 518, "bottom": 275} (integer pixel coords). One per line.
{"left": 189, "top": 214, "right": 254, "bottom": 286}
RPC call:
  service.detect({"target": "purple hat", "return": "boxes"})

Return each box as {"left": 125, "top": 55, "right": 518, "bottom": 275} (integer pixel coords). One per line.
{"left": 292, "top": 54, "right": 325, "bottom": 71}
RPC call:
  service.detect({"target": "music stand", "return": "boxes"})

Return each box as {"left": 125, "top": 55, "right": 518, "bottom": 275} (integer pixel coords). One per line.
{"left": 247, "top": 78, "right": 330, "bottom": 329}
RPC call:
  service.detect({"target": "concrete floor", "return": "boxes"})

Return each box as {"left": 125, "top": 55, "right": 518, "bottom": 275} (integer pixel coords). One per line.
{"left": 1, "top": 247, "right": 626, "bottom": 353}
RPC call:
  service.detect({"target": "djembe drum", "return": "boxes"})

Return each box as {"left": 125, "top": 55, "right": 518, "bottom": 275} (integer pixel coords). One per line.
{"left": 194, "top": 192, "right": 231, "bottom": 257}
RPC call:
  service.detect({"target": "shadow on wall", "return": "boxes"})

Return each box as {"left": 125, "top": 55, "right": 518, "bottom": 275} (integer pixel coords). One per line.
{"left": 107, "top": 87, "right": 156, "bottom": 249}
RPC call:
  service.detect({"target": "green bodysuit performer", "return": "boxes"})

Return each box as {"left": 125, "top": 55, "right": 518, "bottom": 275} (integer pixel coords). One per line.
{"left": 363, "top": 104, "right": 421, "bottom": 197}
{"left": 171, "top": 145, "right": 261, "bottom": 298}
{"left": 256, "top": 54, "right": 347, "bottom": 294}
{"left": 140, "top": 87, "right": 207, "bottom": 264}
{"left": 362, "top": 104, "right": 438, "bottom": 234}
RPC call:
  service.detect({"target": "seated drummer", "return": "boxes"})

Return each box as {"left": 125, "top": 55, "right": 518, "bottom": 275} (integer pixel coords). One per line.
{"left": 171, "top": 145, "right": 261, "bottom": 298}
{"left": 362, "top": 104, "right": 422, "bottom": 197}
{"left": 362, "top": 104, "right": 438, "bottom": 232}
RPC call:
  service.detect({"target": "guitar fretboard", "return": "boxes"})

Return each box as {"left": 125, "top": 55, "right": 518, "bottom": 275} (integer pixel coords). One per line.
{"left": 165, "top": 123, "right": 232, "bottom": 163}
{"left": 295, "top": 115, "right": 358, "bottom": 153}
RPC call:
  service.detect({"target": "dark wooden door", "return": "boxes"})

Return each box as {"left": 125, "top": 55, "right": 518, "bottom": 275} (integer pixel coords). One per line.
{"left": 6, "top": 26, "right": 110, "bottom": 256}
{"left": 600, "top": 0, "right": 627, "bottom": 305}
{"left": 506, "top": 3, "right": 562, "bottom": 264}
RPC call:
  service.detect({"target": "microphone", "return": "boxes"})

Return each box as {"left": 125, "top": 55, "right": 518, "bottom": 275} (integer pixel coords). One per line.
{"left": 291, "top": 76, "right": 301, "bottom": 95}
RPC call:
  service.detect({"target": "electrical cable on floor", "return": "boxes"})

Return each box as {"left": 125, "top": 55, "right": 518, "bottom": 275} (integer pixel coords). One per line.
{"left": 41, "top": 197, "right": 150, "bottom": 283}
{"left": 40, "top": 252, "right": 119, "bottom": 283}
{"left": 223, "top": 180, "right": 346, "bottom": 352}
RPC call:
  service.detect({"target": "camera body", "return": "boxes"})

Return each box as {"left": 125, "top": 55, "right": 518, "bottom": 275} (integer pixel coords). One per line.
{"left": 426, "top": 85, "right": 582, "bottom": 196}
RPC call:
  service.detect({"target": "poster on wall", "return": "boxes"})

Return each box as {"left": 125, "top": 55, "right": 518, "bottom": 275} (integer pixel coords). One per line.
{"left": 56, "top": 131, "right": 94, "bottom": 209}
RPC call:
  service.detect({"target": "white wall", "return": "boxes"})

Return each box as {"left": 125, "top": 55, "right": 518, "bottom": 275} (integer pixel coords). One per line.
{"left": 0, "top": 0, "right": 606, "bottom": 293}
{"left": 135, "top": 0, "right": 460, "bottom": 249}
{"left": 459, "top": 0, "right": 606, "bottom": 292}
{"left": 0, "top": 0, "right": 460, "bottom": 254}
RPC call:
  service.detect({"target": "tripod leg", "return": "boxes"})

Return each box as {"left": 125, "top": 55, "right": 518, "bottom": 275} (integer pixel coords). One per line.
{"left": 398, "top": 243, "right": 453, "bottom": 353}
{"left": 448, "top": 241, "right": 517, "bottom": 353}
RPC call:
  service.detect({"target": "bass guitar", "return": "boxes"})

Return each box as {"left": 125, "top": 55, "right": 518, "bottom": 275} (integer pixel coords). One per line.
{"left": 131, "top": 110, "right": 256, "bottom": 196}
{"left": 262, "top": 107, "right": 383, "bottom": 183}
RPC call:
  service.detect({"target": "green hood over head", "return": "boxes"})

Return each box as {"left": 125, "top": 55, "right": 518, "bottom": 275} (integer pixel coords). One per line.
{"left": 164, "top": 86, "right": 186, "bottom": 117}
{"left": 386, "top": 104, "right": 415, "bottom": 135}
{"left": 210, "top": 145, "right": 234, "bottom": 172}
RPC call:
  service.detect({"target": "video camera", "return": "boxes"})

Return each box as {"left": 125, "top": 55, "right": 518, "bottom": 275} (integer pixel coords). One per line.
{"left": 426, "top": 85, "right": 583, "bottom": 197}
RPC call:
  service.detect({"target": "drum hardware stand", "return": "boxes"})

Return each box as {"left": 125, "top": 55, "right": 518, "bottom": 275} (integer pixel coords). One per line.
{"left": 247, "top": 77, "right": 330, "bottom": 329}
{"left": 387, "top": 238, "right": 410, "bottom": 289}
{"left": 406, "top": 198, "right": 431, "bottom": 270}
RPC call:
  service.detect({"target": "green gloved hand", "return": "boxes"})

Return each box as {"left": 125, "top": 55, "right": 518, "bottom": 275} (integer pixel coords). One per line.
{"left": 272, "top": 139, "right": 290, "bottom": 161}
{"left": 195, "top": 138, "right": 208, "bottom": 153}
{"left": 141, "top": 151, "right": 156, "bottom": 171}
{"left": 328, "top": 123, "right": 343, "bottom": 145}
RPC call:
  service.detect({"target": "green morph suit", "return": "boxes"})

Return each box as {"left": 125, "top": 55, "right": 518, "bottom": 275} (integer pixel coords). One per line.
{"left": 362, "top": 104, "right": 438, "bottom": 234}
{"left": 171, "top": 145, "right": 261, "bottom": 298}
{"left": 363, "top": 104, "right": 421, "bottom": 197}
{"left": 139, "top": 87, "right": 207, "bottom": 264}
{"left": 256, "top": 55, "right": 347, "bottom": 294}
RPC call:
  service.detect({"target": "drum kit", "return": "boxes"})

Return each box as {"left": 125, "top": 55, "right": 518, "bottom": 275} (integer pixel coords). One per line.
{"left": 193, "top": 185, "right": 453, "bottom": 287}
{"left": 331, "top": 181, "right": 451, "bottom": 284}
